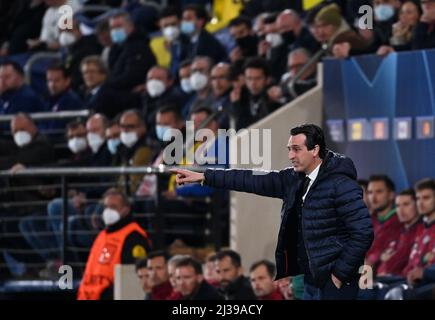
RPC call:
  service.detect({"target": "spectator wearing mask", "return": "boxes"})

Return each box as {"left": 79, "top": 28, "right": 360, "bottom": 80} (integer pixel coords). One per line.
{"left": 366, "top": 175, "right": 403, "bottom": 272}
{"left": 228, "top": 16, "right": 260, "bottom": 63}
{"left": 215, "top": 250, "right": 257, "bottom": 300}
{"left": 167, "top": 254, "right": 188, "bottom": 300}
{"left": 141, "top": 66, "right": 187, "bottom": 137}
{"left": 136, "top": 258, "right": 152, "bottom": 300}
{"left": 106, "top": 11, "right": 156, "bottom": 92}
{"left": 147, "top": 251, "right": 173, "bottom": 300}
{"left": 230, "top": 57, "right": 281, "bottom": 130}
{"left": 0, "top": 61, "right": 46, "bottom": 116}
{"left": 210, "top": 62, "right": 232, "bottom": 129}
{"left": 249, "top": 260, "right": 283, "bottom": 300}
{"left": 178, "top": 59, "right": 196, "bottom": 119}
{"left": 105, "top": 119, "right": 121, "bottom": 161}
{"left": 267, "top": 48, "right": 317, "bottom": 105}
{"left": 370, "top": 0, "right": 402, "bottom": 50}
{"left": 118, "top": 109, "right": 154, "bottom": 194}
{"left": 62, "top": 119, "right": 89, "bottom": 164}
{"left": 81, "top": 55, "right": 137, "bottom": 119}
{"left": 180, "top": 4, "right": 228, "bottom": 64}
{"left": 175, "top": 256, "right": 223, "bottom": 300}
{"left": 203, "top": 252, "right": 220, "bottom": 287}
{"left": 59, "top": 19, "right": 102, "bottom": 91}
{"left": 43, "top": 63, "right": 83, "bottom": 131}
{"left": 413, "top": 0, "right": 435, "bottom": 49}
{"left": 78, "top": 188, "right": 151, "bottom": 300}
{"left": 95, "top": 19, "right": 121, "bottom": 70}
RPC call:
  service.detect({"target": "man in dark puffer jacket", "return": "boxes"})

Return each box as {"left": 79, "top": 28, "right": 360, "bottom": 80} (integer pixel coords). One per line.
{"left": 172, "top": 124, "right": 374, "bottom": 300}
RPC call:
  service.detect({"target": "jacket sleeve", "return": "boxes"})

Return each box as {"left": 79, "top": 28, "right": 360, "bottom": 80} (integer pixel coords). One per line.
{"left": 423, "top": 265, "right": 435, "bottom": 283}
{"left": 204, "top": 168, "right": 293, "bottom": 199}
{"left": 332, "top": 176, "right": 374, "bottom": 283}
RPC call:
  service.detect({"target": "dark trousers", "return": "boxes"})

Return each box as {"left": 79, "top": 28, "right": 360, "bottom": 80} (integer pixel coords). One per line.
{"left": 303, "top": 276, "right": 360, "bottom": 300}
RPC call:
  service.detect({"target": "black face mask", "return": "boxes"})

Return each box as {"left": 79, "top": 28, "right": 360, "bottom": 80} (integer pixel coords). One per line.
{"left": 281, "top": 31, "right": 295, "bottom": 44}
{"left": 236, "top": 35, "right": 258, "bottom": 57}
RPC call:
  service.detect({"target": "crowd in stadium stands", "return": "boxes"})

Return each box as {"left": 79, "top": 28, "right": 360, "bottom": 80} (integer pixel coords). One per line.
{"left": 0, "top": 0, "right": 434, "bottom": 299}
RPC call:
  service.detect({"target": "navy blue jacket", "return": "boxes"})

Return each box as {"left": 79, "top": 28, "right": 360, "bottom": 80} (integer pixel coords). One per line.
{"left": 204, "top": 150, "right": 374, "bottom": 287}
{"left": 0, "top": 84, "right": 46, "bottom": 115}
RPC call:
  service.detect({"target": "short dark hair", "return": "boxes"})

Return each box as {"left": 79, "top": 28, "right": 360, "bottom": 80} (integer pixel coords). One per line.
{"left": 147, "top": 250, "right": 170, "bottom": 262}
{"left": 357, "top": 179, "right": 368, "bottom": 189}
{"left": 157, "top": 103, "right": 183, "bottom": 121}
{"left": 0, "top": 60, "right": 24, "bottom": 76}
{"left": 263, "top": 13, "right": 278, "bottom": 25}
{"left": 175, "top": 256, "right": 203, "bottom": 275}
{"left": 183, "top": 4, "right": 209, "bottom": 22}
{"left": 121, "top": 109, "right": 145, "bottom": 127}
{"left": 216, "top": 249, "right": 241, "bottom": 268}
{"left": 47, "top": 62, "right": 70, "bottom": 78}
{"left": 190, "top": 102, "right": 214, "bottom": 118}
{"left": 290, "top": 124, "right": 327, "bottom": 159}
{"left": 179, "top": 59, "right": 192, "bottom": 69}
{"left": 96, "top": 19, "right": 110, "bottom": 34}
{"left": 397, "top": 188, "right": 416, "bottom": 200}
{"left": 159, "top": 6, "right": 179, "bottom": 20}
{"left": 103, "top": 188, "right": 131, "bottom": 207}
{"left": 368, "top": 175, "right": 396, "bottom": 192}
{"left": 66, "top": 119, "right": 86, "bottom": 132}
{"left": 415, "top": 178, "right": 435, "bottom": 192}
{"left": 110, "top": 10, "right": 133, "bottom": 25}
{"left": 135, "top": 258, "right": 148, "bottom": 271}
{"left": 243, "top": 57, "right": 269, "bottom": 78}
{"left": 229, "top": 16, "right": 252, "bottom": 29}
{"left": 249, "top": 259, "right": 276, "bottom": 278}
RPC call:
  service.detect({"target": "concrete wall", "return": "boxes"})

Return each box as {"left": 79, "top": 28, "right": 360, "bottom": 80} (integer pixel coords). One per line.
{"left": 229, "top": 66, "right": 323, "bottom": 274}
{"left": 114, "top": 264, "right": 144, "bottom": 300}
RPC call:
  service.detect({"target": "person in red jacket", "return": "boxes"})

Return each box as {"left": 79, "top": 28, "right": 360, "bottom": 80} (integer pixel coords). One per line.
{"left": 377, "top": 189, "right": 424, "bottom": 277}
{"left": 366, "top": 175, "right": 403, "bottom": 270}
{"left": 249, "top": 260, "right": 283, "bottom": 300}
{"left": 147, "top": 250, "right": 173, "bottom": 300}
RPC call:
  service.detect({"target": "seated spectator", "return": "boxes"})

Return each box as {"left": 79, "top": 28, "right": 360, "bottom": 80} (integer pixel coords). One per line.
{"left": 180, "top": 4, "right": 228, "bottom": 64}
{"left": 377, "top": 1, "right": 422, "bottom": 55}
{"left": 60, "top": 120, "right": 89, "bottom": 164}
{"left": 210, "top": 62, "right": 232, "bottom": 128}
{"left": 106, "top": 11, "right": 156, "bottom": 91}
{"left": 0, "top": 61, "right": 46, "bottom": 116}
{"left": 175, "top": 256, "right": 223, "bottom": 300}
{"left": 369, "top": 0, "right": 402, "bottom": 51}
{"left": 136, "top": 258, "right": 152, "bottom": 300}
{"left": 178, "top": 59, "right": 195, "bottom": 118}
{"left": 203, "top": 252, "right": 220, "bottom": 287}
{"left": 43, "top": 63, "right": 83, "bottom": 131}
{"left": 78, "top": 188, "right": 151, "bottom": 300}
{"left": 230, "top": 57, "right": 281, "bottom": 130}
{"left": 81, "top": 55, "right": 137, "bottom": 119}
{"left": 366, "top": 175, "right": 403, "bottom": 271}
{"left": 228, "top": 16, "right": 260, "bottom": 63}
{"left": 267, "top": 48, "right": 317, "bottom": 105}
{"left": 249, "top": 260, "right": 283, "bottom": 300}
{"left": 412, "top": 0, "right": 435, "bottom": 49}
{"left": 27, "top": 0, "right": 82, "bottom": 51}
{"left": 105, "top": 119, "right": 121, "bottom": 158}
{"left": 95, "top": 19, "right": 120, "bottom": 70}
{"left": 167, "top": 254, "right": 187, "bottom": 300}
{"left": 118, "top": 109, "right": 155, "bottom": 194}
{"left": 147, "top": 250, "right": 173, "bottom": 300}
{"left": 276, "top": 9, "right": 320, "bottom": 54}
{"left": 376, "top": 189, "right": 424, "bottom": 277}
{"left": 141, "top": 66, "right": 188, "bottom": 138}
{"left": 215, "top": 249, "right": 257, "bottom": 300}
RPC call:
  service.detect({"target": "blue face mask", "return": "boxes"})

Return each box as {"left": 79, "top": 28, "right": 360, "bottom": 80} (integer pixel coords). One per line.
{"left": 181, "top": 20, "right": 196, "bottom": 35}
{"left": 156, "top": 125, "right": 171, "bottom": 141}
{"left": 111, "top": 28, "right": 127, "bottom": 44}
{"left": 374, "top": 4, "right": 395, "bottom": 22}
{"left": 107, "top": 138, "right": 121, "bottom": 155}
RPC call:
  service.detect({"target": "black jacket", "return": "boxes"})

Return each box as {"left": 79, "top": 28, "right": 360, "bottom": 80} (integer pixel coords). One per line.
{"left": 204, "top": 151, "right": 374, "bottom": 288}
{"left": 185, "top": 29, "right": 228, "bottom": 63}
{"left": 218, "top": 276, "right": 257, "bottom": 300}
{"left": 183, "top": 280, "right": 223, "bottom": 300}
{"left": 412, "top": 22, "right": 435, "bottom": 50}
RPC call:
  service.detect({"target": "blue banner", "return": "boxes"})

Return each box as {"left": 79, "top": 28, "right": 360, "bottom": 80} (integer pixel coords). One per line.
{"left": 323, "top": 49, "right": 435, "bottom": 191}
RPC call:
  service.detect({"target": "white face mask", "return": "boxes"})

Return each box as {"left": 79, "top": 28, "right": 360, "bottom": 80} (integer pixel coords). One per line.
{"left": 14, "top": 131, "right": 32, "bottom": 147}
{"left": 163, "top": 25, "right": 180, "bottom": 42}
{"left": 87, "top": 132, "right": 105, "bottom": 153}
{"left": 59, "top": 32, "right": 77, "bottom": 47}
{"left": 265, "top": 33, "right": 283, "bottom": 48}
{"left": 102, "top": 208, "right": 121, "bottom": 226}
{"left": 120, "top": 131, "right": 139, "bottom": 148}
{"left": 190, "top": 72, "right": 208, "bottom": 91}
{"left": 146, "top": 79, "right": 166, "bottom": 98}
{"left": 180, "top": 77, "right": 193, "bottom": 93}
{"left": 68, "top": 137, "right": 87, "bottom": 154}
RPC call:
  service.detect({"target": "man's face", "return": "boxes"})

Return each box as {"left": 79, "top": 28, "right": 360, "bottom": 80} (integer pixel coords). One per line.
{"left": 190, "top": 111, "right": 211, "bottom": 131}
{"left": 215, "top": 256, "right": 240, "bottom": 288}
{"left": 103, "top": 194, "right": 129, "bottom": 218}
{"left": 367, "top": 181, "right": 394, "bottom": 212}
{"left": 230, "top": 23, "right": 250, "bottom": 39}
{"left": 137, "top": 267, "right": 151, "bottom": 293}
{"left": 86, "top": 115, "right": 105, "bottom": 139}
{"left": 250, "top": 265, "right": 275, "bottom": 298}
{"left": 147, "top": 256, "right": 169, "bottom": 287}
{"left": 175, "top": 266, "right": 202, "bottom": 297}
{"left": 67, "top": 124, "right": 87, "bottom": 140}
{"left": 47, "top": 70, "right": 70, "bottom": 96}
{"left": 288, "top": 52, "right": 310, "bottom": 79}
{"left": 168, "top": 262, "right": 179, "bottom": 290}
{"left": 160, "top": 15, "right": 179, "bottom": 29}
{"left": 179, "top": 65, "right": 191, "bottom": 80}
{"left": 211, "top": 64, "right": 231, "bottom": 97}
{"left": 147, "top": 67, "right": 171, "bottom": 87}
{"left": 156, "top": 111, "right": 182, "bottom": 130}
{"left": 245, "top": 68, "right": 267, "bottom": 96}
{"left": 416, "top": 189, "right": 435, "bottom": 217}
{"left": 106, "top": 124, "right": 120, "bottom": 140}
{"left": 395, "top": 195, "right": 418, "bottom": 224}
{"left": 0, "top": 65, "right": 23, "bottom": 93}
{"left": 422, "top": 0, "right": 435, "bottom": 13}
{"left": 287, "top": 134, "right": 318, "bottom": 173}
{"left": 120, "top": 113, "right": 145, "bottom": 138}
{"left": 191, "top": 59, "right": 210, "bottom": 77}
{"left": 310, "top": 22, "right": 337, "bottom": 43}
{"left": 81, "top": 63, "right": 106, "bottom": 89}
{"left": 11, "top": 116, "right": 35, "bottom": 136}
{"left": 182, "top": 9, "right": 200, "bottom": 32}
{"left": 109, "top": 16, "right": 132, "bottom": 36}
